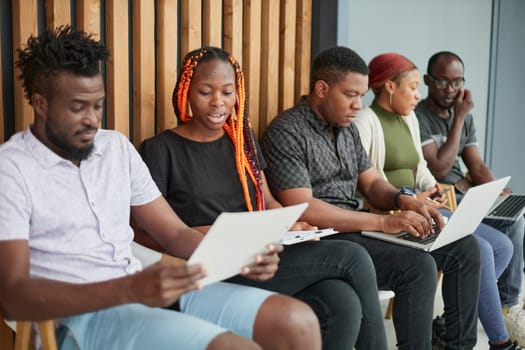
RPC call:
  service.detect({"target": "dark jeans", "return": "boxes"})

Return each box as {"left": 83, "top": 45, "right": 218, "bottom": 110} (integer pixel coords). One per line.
{"left": 324, "top": 233, "right": 481, "bottom": 350}
{"left": 227, "top": 239, "right": 388, "bottom": 350}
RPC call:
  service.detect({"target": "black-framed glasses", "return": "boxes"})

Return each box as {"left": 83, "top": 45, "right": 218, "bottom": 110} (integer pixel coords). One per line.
{"left": 427, "top": 74, "right": 465, "bottom": 90}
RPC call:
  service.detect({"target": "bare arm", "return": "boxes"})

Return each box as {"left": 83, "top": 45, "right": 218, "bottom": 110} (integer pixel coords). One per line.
{"left": 131, "top": 196, "right": 204, "bottom": 259}
{"left": 0, "top": 239, "right": 205, "bottom": 321}
{"left": 461, "top": 146, "right": 495, "bottom": 185}
{"left": 423, "top": 89, "right": 474, "bottom": 180}
{"left": 277, "top": 183, "right": 440, "bottom": 237}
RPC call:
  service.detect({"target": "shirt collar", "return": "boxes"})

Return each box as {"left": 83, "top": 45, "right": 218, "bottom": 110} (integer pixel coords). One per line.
{"left": 298, "top": 96, "right": 333, "bottom": 133}
{"left": 22, "top": 126, "right": 103, "bottom": 169}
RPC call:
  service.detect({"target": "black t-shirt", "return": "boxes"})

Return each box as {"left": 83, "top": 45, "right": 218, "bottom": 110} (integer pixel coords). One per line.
{"left": 139, "top": 130, "right": 264, "bottom": 226}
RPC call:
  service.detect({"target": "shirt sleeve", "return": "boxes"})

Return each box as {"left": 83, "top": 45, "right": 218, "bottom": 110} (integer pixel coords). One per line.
{"left": 464, "top": 114, "right": 478, "bottom": 148}
{"left": 138, "top": 135, "right": 171, "bottom": 196}
{"left": 126, "top": 137, "right": 161, "bottom": 206}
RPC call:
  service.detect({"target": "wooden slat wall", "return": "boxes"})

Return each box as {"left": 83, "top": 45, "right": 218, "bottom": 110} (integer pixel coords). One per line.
{"left": 11, "top": 1, "right": 38, "bottom": 133}
{"left": 1, "top": 0, "right": 312, "bottom": 146}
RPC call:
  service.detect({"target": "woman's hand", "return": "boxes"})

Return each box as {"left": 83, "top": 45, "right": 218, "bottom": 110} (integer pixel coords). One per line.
{"left": 416, "top": 184, "right": 447, "bottom": 209}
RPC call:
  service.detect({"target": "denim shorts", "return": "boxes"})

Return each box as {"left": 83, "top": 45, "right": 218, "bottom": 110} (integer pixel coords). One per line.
{"left": 56, "top": 281, "right": 274, "bottom": 349}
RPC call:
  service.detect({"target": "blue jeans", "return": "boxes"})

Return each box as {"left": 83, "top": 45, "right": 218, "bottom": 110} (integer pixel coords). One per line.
{"left": 457, "top": 192, "right": 525, "bottom": 308}
{"left": 487, "top": 216, "right": 525, "bottom": 307}
{"left": 325, "top": 233, "right": 480, "bottom": 350}
{"left": 227, "top": 239, "right": 388, "bottom": 350}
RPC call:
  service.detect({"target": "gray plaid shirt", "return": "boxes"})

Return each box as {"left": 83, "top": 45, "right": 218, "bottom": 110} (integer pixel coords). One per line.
{"left": 261, "top": 96, "right": 372, "bottom": 210}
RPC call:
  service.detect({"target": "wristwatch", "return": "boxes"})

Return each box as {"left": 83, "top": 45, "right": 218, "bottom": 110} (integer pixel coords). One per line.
{"left": 394, "top": 187, "right": 416, "bottom": 209}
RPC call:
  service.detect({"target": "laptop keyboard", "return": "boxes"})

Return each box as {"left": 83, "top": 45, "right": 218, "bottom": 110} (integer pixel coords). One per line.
{"left": 397, "top": 223, "right": 441, "bottom": 244}
{"left": 488, "top": 195, "right": 525, "bottom": 219}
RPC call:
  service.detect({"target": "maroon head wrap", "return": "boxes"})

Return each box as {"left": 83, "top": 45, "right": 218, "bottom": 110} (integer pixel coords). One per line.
{"left": 368, "top": 53, "right": 416, "bottom": 91}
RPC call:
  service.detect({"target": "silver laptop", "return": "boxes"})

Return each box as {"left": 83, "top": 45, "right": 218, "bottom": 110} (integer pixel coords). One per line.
{"left": 485, "top": 193, "right": 525, "bottom": 221}
{"left": 361, "top": 177, "right": 510, "bottom": 252}
{"left": 188, "top": 203, "right": 308, "bottom": 286}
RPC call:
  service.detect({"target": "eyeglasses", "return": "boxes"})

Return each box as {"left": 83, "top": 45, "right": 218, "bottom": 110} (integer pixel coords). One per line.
{"left": 427, "top": 74, "right": 465, "bottom": 90}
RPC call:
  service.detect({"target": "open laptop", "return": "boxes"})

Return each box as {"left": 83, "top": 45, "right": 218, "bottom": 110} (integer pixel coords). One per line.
{"left": 361, "top": 177, "right": 510, "bottom": 252}
{"left": 485, "top": 193, "right": 525, "bottom": 221}
{"left": 188, "top": 203, "right": 308, "bottom": 286}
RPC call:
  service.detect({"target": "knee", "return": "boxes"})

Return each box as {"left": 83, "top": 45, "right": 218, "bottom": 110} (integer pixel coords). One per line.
{"left": 298, "top": 279, "right": 362, "bottom": 329}
{"left": 254, "top": 295, "right": 322, "bottom": 350}
{"left": 403, "top": 252, "right": 438, "bottom": 291}
{"left": 459, "top": 235, "right": 482, "bottom": 265}
{"left": 328, "top": 240, "right": 376, "bottom": 276}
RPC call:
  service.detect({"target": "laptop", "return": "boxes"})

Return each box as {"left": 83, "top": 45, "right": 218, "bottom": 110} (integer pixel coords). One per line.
{"left": 188, "top": 203, "right": 308, "bottom": 286}
{"left": 361, "top": 177, "right": 510, "bottom": 252}
{"left": 485, "top": 193, "right": 525, "bottom": 221}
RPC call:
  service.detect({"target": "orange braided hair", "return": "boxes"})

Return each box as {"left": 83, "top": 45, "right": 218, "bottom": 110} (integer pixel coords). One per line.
{"left": 172, "top": 47, "right": 264, "bottom": 211}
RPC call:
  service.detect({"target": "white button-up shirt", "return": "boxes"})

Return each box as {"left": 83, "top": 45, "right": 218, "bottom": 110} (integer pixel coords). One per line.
{"left": 0, "top": 127, "right": 161, "bottom": 283}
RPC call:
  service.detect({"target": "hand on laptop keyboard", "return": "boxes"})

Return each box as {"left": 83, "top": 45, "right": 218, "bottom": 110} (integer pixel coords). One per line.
{"left": 381, "top": 210, "right": 439, "bottom": 238}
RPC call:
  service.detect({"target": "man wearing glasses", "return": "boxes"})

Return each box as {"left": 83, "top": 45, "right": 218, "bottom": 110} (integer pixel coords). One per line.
{"left": 416, "top": 51, "right": 525, "bottom": 347}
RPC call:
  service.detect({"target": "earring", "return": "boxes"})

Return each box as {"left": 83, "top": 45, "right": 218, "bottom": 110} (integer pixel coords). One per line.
{"left": 389, "top": 92, "right": 393, "bottom": 106}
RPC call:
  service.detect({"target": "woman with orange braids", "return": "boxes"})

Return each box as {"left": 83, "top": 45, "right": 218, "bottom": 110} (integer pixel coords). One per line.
{"left": 138, "top": 47, "right": 388, "bottom": 350}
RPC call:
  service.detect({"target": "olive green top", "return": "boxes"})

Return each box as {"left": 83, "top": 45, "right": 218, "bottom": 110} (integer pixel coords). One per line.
{"left": 370, "top": 103, "right": 419, "bottom": 189}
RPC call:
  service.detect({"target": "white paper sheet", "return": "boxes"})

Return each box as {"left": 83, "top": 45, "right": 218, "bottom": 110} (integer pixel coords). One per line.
{"left": 188, "top": 203, "right": 308, "bottom": 286}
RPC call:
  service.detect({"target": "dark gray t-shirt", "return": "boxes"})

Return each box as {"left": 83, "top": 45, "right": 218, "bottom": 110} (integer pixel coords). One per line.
{"left": 261, "top": 96, "right": 372, "bottom": 210}
{"left": 415, "top": 99, "right": 478, "bottom": 184}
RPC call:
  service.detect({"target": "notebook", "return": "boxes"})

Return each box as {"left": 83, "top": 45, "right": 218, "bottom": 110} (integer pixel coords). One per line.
{"left": 280, "top": 228, "right": 338, "bottom": 245}
{"left": 485, "top": 193, "right": 525, "bottom": 221}
{"left": 361, "top": 177, "right": 510, "bottom": 252}
{"left": 188, "top": 203, "right": 308, "bottom": 286}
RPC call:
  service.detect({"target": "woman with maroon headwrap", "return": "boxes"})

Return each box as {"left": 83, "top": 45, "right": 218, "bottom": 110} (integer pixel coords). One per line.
{"left": 354, "top": 52, "right": 519, "bottom": 350}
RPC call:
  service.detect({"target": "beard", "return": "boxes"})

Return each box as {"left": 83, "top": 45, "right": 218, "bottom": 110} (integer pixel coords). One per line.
{"left": 45, "top": 122, "right": 95, "bottom": 161}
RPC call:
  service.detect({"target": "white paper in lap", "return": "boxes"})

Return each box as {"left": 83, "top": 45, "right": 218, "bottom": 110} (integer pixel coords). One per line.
{"left": 188, "top": 203, "right": 308, "bottom": 286}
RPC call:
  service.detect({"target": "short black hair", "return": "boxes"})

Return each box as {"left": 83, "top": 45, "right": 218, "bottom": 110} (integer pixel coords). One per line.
{"left": 427, "top": 51, "right": 464, "bottom": 76}
{"left": 310, "top": 46, "right": 368, "bottom": 91}
{"left": 15, "top": 25, "right": 109, "bottom": 103}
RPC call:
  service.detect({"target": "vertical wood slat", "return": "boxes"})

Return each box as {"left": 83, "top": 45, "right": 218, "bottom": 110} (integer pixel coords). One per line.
{"left": 259, "top": 0, "right": 280, "bottom": 132}
{"left": 76, "top": 0, "right": 101, "bottom": 39}
{"left": 181, "top": 0, "right": 202, "bottom": 56}
{"left": 243, "top": 0, "right": 262, "bottom": 138}
{"left": 12, "top": 1, "right": 38, "bottom": 133}
{"left": 295, "top": 0, "right": 311, "bottom": 101}
{"left": 105, "top": 0, "right": 130, "bottom": 136}
{"left": 45, "top": 0, "right": 72, "bottom": 29}
{"left": 203, "top": 0, "right": 222, "bottom": 47}
{"left": 279, "top": 0, "right": 296, "bottom": 111}
{"left": 132, "top": 0, "right": 155, "bottom": 147}
{"left": 224, "top": 0, "right": 243, "bottom": 66}
{"left": 156, "top": 0, "right": 179, "bottom": 132}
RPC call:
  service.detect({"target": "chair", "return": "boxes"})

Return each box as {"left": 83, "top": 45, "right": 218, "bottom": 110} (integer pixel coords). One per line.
{"left": 2, "top": 242, "right": 183, "bottom": 350}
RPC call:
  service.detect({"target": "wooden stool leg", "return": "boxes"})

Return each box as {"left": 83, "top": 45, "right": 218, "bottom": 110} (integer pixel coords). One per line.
{"left": 14, "top": 321, "right": 32, "bottom": 350}
{"left": 38, "top": 321, "right": 57, "bottom": 350}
